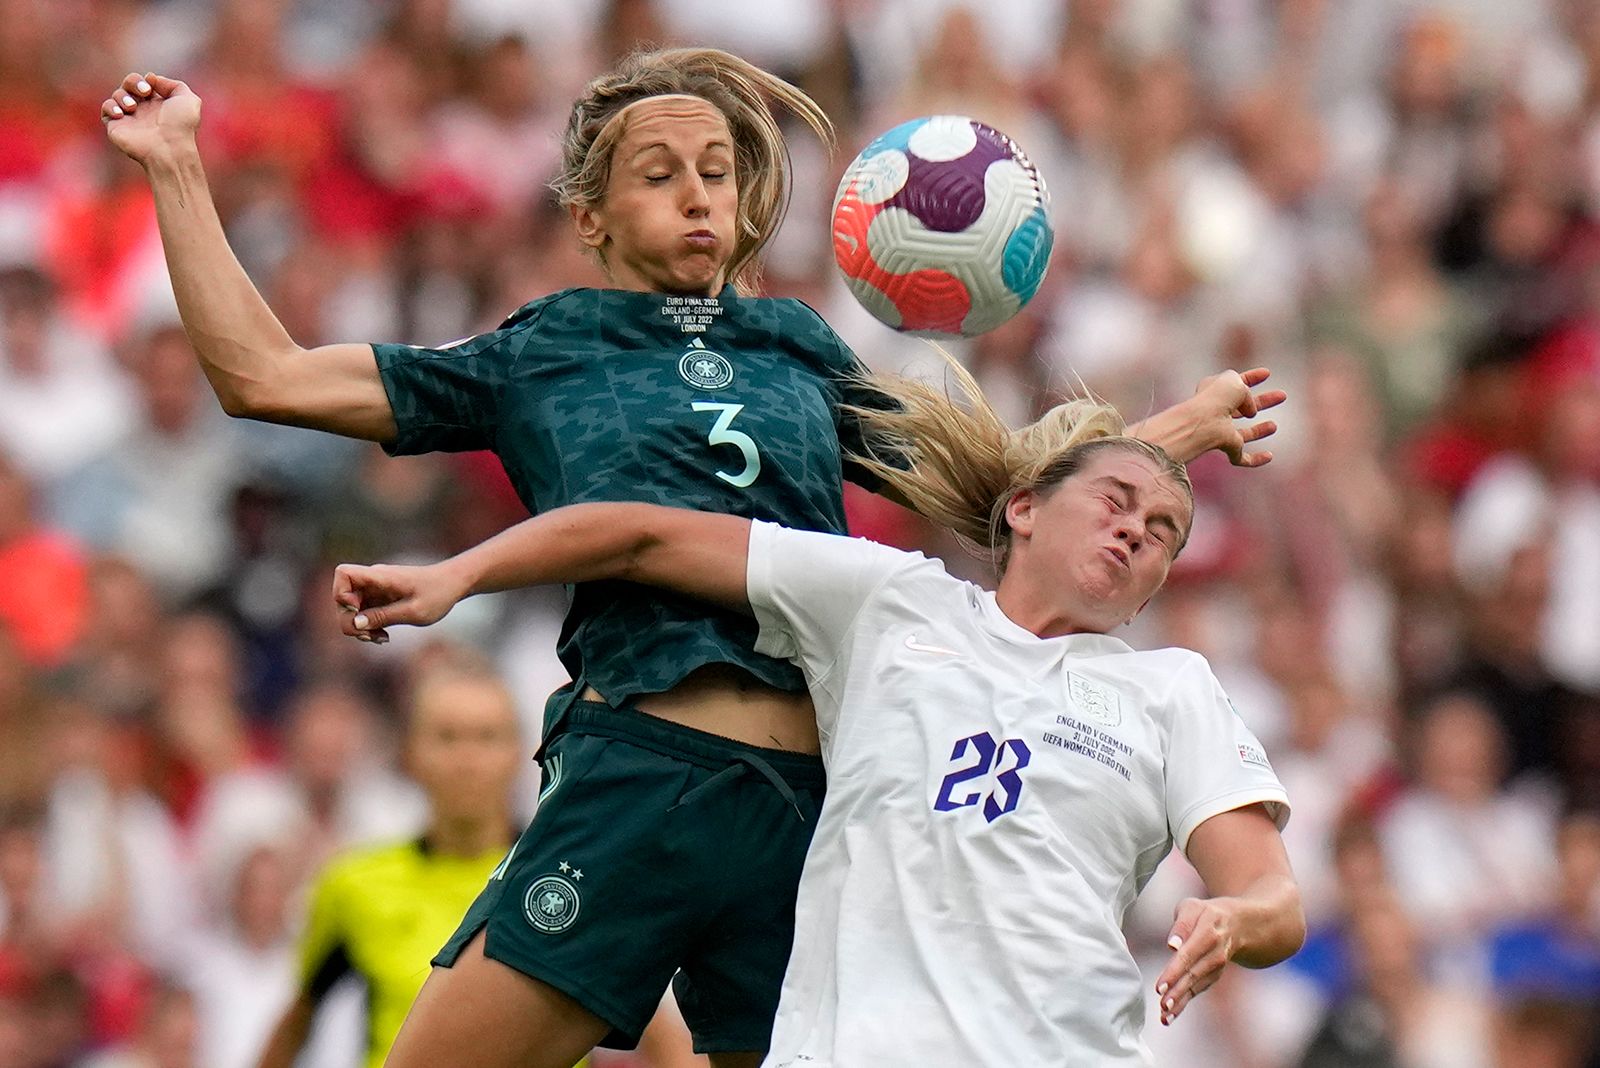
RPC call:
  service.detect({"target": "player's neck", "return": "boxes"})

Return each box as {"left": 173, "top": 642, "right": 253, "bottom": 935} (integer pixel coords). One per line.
{"left": 425, "top": 813, "right": 515, "bottom": 858}
{"left": 604, "top": 262, "right": 726, "bottom": 298}
{"left": 993, "top": 578, "right": 1102, "bottom": 640}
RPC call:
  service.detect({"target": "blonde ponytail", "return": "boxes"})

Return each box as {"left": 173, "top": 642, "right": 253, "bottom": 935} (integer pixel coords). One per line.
{"left": 847, "top": 354, "right": 1190, "bottom": 568}
{"left": 553, "top": 47, "right": 835, "bottom": 295}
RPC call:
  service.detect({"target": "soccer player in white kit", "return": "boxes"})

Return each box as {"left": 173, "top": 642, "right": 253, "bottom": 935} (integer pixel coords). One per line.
{"left": 332, "top": 386, "right": 1304, "bottom": 1067}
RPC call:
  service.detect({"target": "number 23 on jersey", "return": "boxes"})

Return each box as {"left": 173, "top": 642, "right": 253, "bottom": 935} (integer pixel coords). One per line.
{"left": 934, "top": 731, "right": 1031, "bottom": 823}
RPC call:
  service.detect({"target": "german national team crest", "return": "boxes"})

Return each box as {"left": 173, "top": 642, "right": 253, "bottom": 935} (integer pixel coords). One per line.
{"left": 678, "top": 340, "right": 734, "bottom": 390}
{"left": 1068, "top": 672, "right": 1121, "bottom": 727}
{"left": 524, "top": 874, "right": 581, "bottom": 933}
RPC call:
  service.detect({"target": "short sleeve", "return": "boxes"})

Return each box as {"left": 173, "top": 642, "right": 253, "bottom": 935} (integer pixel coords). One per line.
{"left": 297, "top": 862, "right": 353, "bottom": 1002}
{"left": 1163, "top": 656, "right": 1291, "bottom": 854}
{"left": 372, "top": 299, "right": 549, "bottom": 455}
{"left": 746, "top": 520, "right": 912, "bottom": 681}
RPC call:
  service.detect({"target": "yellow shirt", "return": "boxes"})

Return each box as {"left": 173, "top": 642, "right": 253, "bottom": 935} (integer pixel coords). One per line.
{"left": 298, "top": 838, "right": 589, "bottom": 1068}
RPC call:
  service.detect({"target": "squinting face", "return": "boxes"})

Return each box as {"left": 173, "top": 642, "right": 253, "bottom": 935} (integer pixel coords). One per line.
{"left": 574, "top": 95, "right": 739, "bottom": 296}
{"left": 1007, "top": 450, "right": 1192, "bottom": 633}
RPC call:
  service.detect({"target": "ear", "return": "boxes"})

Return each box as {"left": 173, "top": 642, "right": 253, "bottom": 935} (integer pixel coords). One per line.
{"left": 1005, "top": 489, "right": 1037, "bottom": 540}
{"left": 570, "top": 201, "right": 607, "bottom": 250}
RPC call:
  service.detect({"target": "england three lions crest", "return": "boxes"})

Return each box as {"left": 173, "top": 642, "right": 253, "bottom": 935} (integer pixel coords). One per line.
{"left": 1068, "top": 672, "right": 1121, "bottom": 727}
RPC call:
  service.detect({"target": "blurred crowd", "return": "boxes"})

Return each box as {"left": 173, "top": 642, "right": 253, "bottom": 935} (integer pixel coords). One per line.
{"left": 1, "top": 0, "right": 1599, "bottom": 1066}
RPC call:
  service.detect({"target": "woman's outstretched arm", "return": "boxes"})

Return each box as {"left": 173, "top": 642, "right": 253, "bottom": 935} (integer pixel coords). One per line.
{"left": 333, "top": 503, "right": 754, "bottom": 642}
{"left": 102, "top": 72, "right": 396, "bottom": 440}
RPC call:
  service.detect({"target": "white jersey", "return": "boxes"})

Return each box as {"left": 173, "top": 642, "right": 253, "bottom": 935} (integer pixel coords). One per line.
{"left": 745, "top": 523, "right": 1290, "bottom": 1068}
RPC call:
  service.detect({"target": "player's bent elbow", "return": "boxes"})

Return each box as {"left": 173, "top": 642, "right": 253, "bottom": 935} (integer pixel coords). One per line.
{"left": 214, "top": 346, "right": 395, "bottom": 442}
{"left": 204, "top": 349, "right": 297, "bottom": 422}
{"left": 215, "top": 384, "right": 260, "bottom": 419}
{"left": 220, "top": 382, "right": 296, "bottom": 424}
{"left": 1240, "top": 924, "right": 1306, "bottom": 969}
{"left": 1237, "top": 882, "right": 1306, "bottom": 969}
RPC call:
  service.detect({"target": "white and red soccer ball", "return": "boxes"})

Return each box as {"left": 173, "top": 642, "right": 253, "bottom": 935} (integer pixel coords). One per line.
{"left": 831, "top": 115, "right": 1053, "bottom": 338}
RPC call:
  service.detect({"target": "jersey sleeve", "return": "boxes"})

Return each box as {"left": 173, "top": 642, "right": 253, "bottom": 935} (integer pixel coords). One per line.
{"left": 1162, "top": 655, "right": 1291, "bottom": 854}
{"left": 746, "top": 520, "right": 912, "bottom": 682}
{"left": 297, "top": 860, "right": 355, "bottom": 1003}
{"left": 371, "top": 298, "right": 551, "bottom": 455}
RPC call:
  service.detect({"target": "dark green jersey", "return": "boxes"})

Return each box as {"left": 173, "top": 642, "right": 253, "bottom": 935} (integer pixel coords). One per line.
{"left": 372, "top": 286, "right": 882, "bottom": 701}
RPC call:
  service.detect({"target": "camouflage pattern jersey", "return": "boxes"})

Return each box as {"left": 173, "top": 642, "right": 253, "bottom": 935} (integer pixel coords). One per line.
{"left": 372, "top": 285, "right": 884, "bottom": 703}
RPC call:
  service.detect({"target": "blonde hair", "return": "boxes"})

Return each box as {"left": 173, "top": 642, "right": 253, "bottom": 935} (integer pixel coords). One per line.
{"left": 847, "top": 356, "right": 1193, "bottom": 570}
{"left": 552, "top": 47, "right": 835, "bottom": 296}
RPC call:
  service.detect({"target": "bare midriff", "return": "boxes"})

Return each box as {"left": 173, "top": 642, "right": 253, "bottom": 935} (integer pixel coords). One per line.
{"left": 581, "top": 663, "right": 821, "bottom": 755}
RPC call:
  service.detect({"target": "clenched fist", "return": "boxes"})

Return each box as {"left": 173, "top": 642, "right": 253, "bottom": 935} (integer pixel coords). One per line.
{"left": 101, "top": 72, "right": 202, "bottom": 167}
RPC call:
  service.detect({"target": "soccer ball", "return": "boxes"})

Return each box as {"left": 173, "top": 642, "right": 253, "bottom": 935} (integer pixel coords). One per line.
{"left": 831, "top": 115, "right": 1053, "bottom": 338}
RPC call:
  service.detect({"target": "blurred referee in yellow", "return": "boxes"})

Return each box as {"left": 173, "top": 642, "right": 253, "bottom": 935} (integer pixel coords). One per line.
{"left": 253, "top": 663, "right": 581, "bottom": 1068}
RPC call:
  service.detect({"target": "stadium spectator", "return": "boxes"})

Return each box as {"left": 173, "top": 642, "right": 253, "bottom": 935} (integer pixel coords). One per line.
{"left": 1378, "top": 692, "right": 1557, "bottom": 979}
{"left": 1447, "top": 541, "right": 1570, "bottom": 784}
{"left": 39, "top": 692, "right": 198, "bottom": 976}
{"left": 0, "top": 270, "right": 135, "bottom": 487}
{"left": 0, "top": 451, "right": 89, "bottom": 669}
{"left": 194, "top": 682, "right": 423, "bottom": 899}
{"left": 68, "top": 558, "right": 165, "bottom": 722}
{"left": 1488, "top": 808, "right": 1600, "bottom": 1002}
{"left": 187, "top": 845, "right": 299, "bottom": 1068}
{"left": 1296, "top": 882, "right": 1493, "bottom": 1068}
{"left": 433, "top": 35, "right": 562, "bottom": 221}
{"left": 80, "top": 982, "right": 198, "bottom": 1068}
{"left": 1454, "top": 381, "right": 1600, "bottom": 692}
{"left": 49, "top": 325, "right": 248, "bottom": 603}
{"left": 1306, "top": 180, "right": 1470, "bottom": 441}
{"left": 1269, "top": 350, "right": 1401, "bottom": 703}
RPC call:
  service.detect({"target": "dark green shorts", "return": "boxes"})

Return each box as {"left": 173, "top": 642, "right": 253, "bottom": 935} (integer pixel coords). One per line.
{"left": 434, "top": 700, "right": 825, "bottom": 1053}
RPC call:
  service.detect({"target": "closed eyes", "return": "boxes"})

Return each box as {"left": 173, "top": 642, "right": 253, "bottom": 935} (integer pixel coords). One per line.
{"left": 645, "top": 170, "right": 729, "bottom": 183}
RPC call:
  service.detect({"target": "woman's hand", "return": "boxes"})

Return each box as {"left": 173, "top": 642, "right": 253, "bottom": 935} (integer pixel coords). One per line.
{"left": 1134, "top": 368, "right": 1285, "bottom": 467}
{"left": 1153, "top": 895, "right": 1246, "bottom": 1026}
{"left": 332, "top": 561, "right": 474, "bottom": 644}
{"left": 1192, "top": 367, "right": 1284, "bottom": 467}
{"left": 102, "top": 73, "right": 202, "bottom": 167}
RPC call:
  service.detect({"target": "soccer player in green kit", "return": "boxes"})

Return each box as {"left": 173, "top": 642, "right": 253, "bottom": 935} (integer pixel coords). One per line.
{"left": 101, "top": 49, "right": 1281, "bottom": 1068}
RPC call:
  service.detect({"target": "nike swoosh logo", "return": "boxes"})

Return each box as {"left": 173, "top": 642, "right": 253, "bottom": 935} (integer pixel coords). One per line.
{"left": 904, "top": 634, "right": 964, "bottom": 657}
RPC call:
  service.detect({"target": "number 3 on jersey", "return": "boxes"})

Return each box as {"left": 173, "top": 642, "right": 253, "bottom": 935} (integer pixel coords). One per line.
{"left": 692, "top": 402, "right": 762, "bottom": 488}
{"left": 934, "top": 731, "right": 1031, "bottom": 823}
